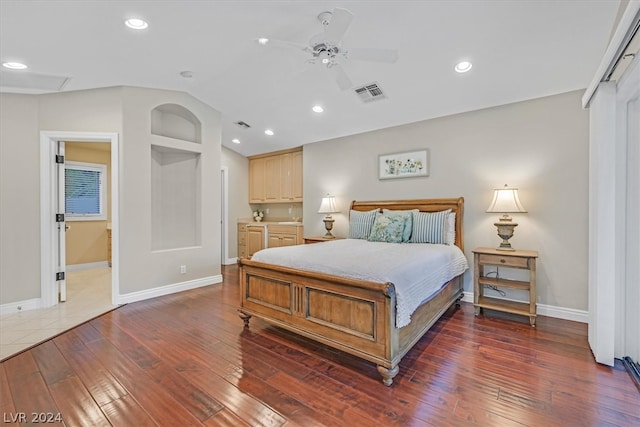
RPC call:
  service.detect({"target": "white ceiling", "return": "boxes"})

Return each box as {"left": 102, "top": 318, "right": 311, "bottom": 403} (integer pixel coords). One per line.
{"left": 0, "top": 1, "right": 621, "bottom": 156}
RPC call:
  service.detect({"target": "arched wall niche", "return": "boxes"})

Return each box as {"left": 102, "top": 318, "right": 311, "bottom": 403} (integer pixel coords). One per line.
{"left": 151, "top": 103, "right": 201, "bottom": 143}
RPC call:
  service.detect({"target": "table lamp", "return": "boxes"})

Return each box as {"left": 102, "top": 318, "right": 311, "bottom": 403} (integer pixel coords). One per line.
{"left": 486, "top": 184, "right": 527, "bottom": 251}
{"left": 318, "top": 194, "right": 339, "bottom": 238}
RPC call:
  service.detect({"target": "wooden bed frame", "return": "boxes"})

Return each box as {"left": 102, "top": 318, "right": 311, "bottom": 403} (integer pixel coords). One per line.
{"left": 238, "top": 198, "right": 465, "bottom": 386}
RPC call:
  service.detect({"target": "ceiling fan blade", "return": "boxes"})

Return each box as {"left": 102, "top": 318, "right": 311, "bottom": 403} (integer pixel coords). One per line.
{"left": 332, "top": 65, "right": 353, "bottom": 91}
{"left": 258, "top": 38, "right": 311, "bottom": 53}
{"left": 347, "top": 48, "right": 398, "bottom": 63}
{"left": 323, "top": 8, "right": 354, "bottom": 43}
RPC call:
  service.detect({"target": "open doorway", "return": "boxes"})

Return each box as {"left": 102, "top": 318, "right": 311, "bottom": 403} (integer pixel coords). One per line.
{"left": 40, "top": 131, "right": 119, "bottom": 308}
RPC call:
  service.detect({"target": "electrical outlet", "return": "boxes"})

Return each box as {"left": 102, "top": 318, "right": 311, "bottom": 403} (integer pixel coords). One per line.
{"left": 288, "top": 207, "right": 292, "bottom": 214}
{"left": 180, "top": 265, "right": 187, "bottom": 274}
{"left": 266, "top": 208, "right": 270, "bottom": 214}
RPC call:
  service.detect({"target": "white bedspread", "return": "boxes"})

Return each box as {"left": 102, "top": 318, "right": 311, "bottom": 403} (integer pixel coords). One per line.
{"left": 251, "top": 239, "right": 468, "bottom": 328}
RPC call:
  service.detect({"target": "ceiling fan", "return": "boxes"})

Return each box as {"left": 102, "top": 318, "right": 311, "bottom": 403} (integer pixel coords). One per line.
{"left": 258, "top": 8, "right": 398, "bottom": 91}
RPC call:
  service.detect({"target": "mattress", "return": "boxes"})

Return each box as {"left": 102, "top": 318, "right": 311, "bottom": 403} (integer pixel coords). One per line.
{"left": 251, "top": 238, "right": 469, "bottom": 327}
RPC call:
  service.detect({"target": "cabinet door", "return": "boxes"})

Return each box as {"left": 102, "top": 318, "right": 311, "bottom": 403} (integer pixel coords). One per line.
{"left": 280, "top": 234, "right": 297, "bottom": 247}
{"left": 264, "top": 156, "right": 281, "bottom": 202}
{"left": 291, "top": 150, "right": 303, "bottom": 201}
{"left": 268, "top": 234, "right": 282, "bottom": 248}
{"left": 249, "top": 158, "right": 266, "bottom": 203}
{"left": 247, "top": 227, "right": 265, "bottom": 256}
{"left": 280, "top": 153, "right": 293, "bottom": 201}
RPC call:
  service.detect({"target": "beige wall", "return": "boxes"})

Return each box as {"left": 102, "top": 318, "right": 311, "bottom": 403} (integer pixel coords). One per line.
{"left": 0, "top": 86, "right": 222, "bottom": 306}
{"left": 303, "top": 90, "right": 589, "bottom": 311}
{"left": 0, "top": 94, "right": 40, "bottom": 303}
{"left": 65, "top": 142, "right": 111, "bottom": 265}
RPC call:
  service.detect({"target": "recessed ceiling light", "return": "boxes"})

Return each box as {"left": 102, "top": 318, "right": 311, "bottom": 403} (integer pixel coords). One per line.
{"left": 454, "top": 61, "right": 473, "bottom": 73}
{"left": 232, "top": 138, "right": 240, "bottom": 144}
{"left": 125, "top": 18, "right": 148, "bottom": 30}
{"left": 312, "top": 105, "right": 324, "bottom": 113}
{"left": 2, "top": 62, "right": 28, "bottom": 70}
{"left": 264, "top": 129, "right": 274, "bottom": 136}
{"left": 257, "top": 38, "right": 269, "bottom": 45}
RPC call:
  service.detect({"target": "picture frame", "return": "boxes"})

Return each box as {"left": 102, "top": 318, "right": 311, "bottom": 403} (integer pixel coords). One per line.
{"left": 378, "top": 149, "right": 429, "bottom": 180}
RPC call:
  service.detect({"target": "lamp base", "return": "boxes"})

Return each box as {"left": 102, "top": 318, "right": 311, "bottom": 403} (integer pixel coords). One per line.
{"left": 323, "top": 217, "right": 335, "bottom": 239}
{"left": 494, "top": 221, "right": 518, "bottom": 251}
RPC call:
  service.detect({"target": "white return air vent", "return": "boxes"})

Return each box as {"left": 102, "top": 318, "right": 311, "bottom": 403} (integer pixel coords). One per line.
{"left": 0, "top": 70, "right": 70, "bottom": 93}
{"left": 354, "top": 82, "right": 386, "bottom": 103}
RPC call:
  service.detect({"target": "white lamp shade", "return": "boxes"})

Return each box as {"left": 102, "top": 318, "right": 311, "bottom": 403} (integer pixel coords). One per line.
{"left": 486, "top": 186, "right": 527, "bottom": 213}
{"left": 318, "top": 195, "right": 339, "bottom": 214}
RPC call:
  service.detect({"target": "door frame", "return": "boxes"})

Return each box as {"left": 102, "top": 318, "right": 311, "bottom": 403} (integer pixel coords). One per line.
{"left": 40, "top": 131, "right": 119, "bottom": 308}
{"left": 221, "top": 166, "right": 235, "bottom": 265}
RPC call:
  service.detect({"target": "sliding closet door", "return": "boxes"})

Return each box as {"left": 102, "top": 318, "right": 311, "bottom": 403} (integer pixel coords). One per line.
{"left": 616, "top": 55, "right": 640, "bottom": 363}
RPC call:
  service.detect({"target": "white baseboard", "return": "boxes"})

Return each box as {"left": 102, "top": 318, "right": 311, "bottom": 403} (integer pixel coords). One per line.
{"left": 67, "top": 261, "right": 109, "bottom": 271}
{"left": 0, "top": 298, "right": 41, "bottom": 316}
{"left": 116, "top": 275, "right": 223, "bottom": 305}
{"left": 460, "top": 291, "right": 588, "bottom": 323}
{"left": 223, "top": 257, "right": 238, "bottom": 265}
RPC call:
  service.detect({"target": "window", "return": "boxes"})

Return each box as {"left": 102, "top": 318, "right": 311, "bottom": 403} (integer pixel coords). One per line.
{"left": 65, "top": 161, "right": 107, "bottom": 221}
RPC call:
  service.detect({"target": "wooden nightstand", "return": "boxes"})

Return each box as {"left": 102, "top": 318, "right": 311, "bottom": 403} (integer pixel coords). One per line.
{"left": 473, "top": 247, "right": 539, "bottom": 326}
{"left": 304, "top": 236, "right": 343, "bottom": 244}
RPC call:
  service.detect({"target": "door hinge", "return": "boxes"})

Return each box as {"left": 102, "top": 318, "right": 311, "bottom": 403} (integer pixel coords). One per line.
{"left": 55, "top": 154, "right": 64, "bottom": 164}
{"left": 55, "top": 214, "right": 65, "bottom": 222}
{"left": 56, "top": 272, "right": 65, "bottom": 281}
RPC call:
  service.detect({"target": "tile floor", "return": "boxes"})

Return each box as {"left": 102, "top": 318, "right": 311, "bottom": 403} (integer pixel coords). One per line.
{"left": 0, "top": 267, "right": 117, "bottom": 361}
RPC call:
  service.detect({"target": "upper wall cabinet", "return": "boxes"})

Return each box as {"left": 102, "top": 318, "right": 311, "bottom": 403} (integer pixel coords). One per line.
{"left": 151, "top": 103, "right": 201, "bottom": 144}
{"left": 249, "top": 148, "right": 303, "bottom": 203}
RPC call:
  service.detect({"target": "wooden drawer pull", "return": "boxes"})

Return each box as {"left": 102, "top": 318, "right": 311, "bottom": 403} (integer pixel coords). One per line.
{"left": 500, "top": 259, "right": 506, "bottom": 263}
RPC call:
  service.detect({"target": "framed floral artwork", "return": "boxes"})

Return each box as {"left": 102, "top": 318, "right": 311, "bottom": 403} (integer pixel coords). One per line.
{"left": 378, "top": 149, "right": 429, "bottom": 180}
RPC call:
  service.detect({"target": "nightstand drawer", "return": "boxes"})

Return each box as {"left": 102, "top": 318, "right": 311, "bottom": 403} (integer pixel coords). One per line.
{"left": 478, "top": 253, "right": 529, "bottom": 268}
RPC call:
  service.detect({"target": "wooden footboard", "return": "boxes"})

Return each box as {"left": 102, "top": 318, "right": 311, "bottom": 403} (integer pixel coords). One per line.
{"left": 238, "top": 258, "right": 463, "bottom": 386}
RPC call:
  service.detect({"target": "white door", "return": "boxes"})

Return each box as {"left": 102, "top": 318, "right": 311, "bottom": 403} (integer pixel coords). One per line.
{"left": 56, "top": 140, "right": 67, "bottom": 302}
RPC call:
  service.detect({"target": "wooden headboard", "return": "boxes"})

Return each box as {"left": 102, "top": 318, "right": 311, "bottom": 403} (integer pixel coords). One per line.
{"left": 349, "top": 197, "right": 464, "bottom": 252}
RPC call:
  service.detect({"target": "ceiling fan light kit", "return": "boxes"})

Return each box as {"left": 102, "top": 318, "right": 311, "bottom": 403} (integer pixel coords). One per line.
{"left": 259, "top": 7, "right": 398, "bottom": 91}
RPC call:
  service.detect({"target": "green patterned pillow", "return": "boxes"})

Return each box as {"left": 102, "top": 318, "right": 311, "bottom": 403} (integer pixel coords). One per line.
{"left": 368, "top": 212, "right": 406, "bottom": 243}
{"left": 382, "top": 209, "right": 418, "bottom": 242}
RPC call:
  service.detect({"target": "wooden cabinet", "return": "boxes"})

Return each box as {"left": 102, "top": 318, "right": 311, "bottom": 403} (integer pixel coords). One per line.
{"left": 249, "top": 148, "right": 302, "bottom": 203}
{"left": 473, "top": 247, "right": 538, "bottom": 326}
{"left": 246, "top": 225, "right": 266, "bottom": 256}
{"left": 267, "top": 224, "right": 303, "bottom": 248}
{"left": 291, "top": 150, "right": 303, "bottom": 201}
{"left": 237, "top": 223, "right": 247, "bottom": 258}
{"left": 249, "top": 158, "right": 266, "bottom": 203}
{"left": 264, "top": 155, "right": 281, "bottom": 202}
{"left": 238, "top": 222, "right": 303, "bottom": 258}
{"left": 238, "top": 223, "right": 268, "bottom": 257}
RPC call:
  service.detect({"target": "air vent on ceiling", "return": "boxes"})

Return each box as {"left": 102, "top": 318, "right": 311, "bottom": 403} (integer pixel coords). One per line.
{"left": 0, "top": 70, "right": 70, "bottom": 93}
{"left": 354, "top": 82, "right": 386, "bottom": 103}
{"left": 235, "top": 121, "right": 251, "bottom": 129}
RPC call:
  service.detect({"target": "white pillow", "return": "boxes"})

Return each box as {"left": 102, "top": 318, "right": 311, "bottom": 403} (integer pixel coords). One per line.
{"left": 445, "top": 212, "right": 456, "bottom": 245}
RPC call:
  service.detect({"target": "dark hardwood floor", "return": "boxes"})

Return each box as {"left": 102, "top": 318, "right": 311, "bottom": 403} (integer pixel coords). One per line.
{"left": 1, "top": 264, "right": 638, "bottom": 426}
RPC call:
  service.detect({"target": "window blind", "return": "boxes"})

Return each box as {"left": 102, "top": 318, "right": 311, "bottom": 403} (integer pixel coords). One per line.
{"left": 65, "top": 164, "right": 103, "bottom": 216}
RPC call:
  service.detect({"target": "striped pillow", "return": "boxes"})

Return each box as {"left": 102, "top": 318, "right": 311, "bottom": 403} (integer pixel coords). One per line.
{"left": 348, "top": 209, "right": 379, "bottom": 239}
{"left": 410, "top": 209, "right": 451, "bottom": 244}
